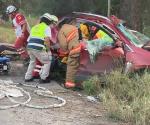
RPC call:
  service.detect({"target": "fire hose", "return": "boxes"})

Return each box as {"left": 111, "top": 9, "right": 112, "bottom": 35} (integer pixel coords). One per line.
{"left": 0, "top": 80, "right": 66, "bottom": 110}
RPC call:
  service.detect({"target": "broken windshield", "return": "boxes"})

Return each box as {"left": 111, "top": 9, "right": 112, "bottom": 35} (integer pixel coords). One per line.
{"left": 117, "top": 24, "right": 145, "bottom": 47}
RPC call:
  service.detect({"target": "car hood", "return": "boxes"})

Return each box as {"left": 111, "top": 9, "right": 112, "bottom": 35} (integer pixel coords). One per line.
{"left": 126, "top": 44, "right": 150, "bottom": 69}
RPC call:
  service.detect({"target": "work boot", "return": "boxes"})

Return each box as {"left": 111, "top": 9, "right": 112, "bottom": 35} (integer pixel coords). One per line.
{"left": 32, "top": 75, "right": 40, "bottom": 79}
{"left": 65, "top": 82, "right": 76, "bottom": 89}
{"left": 39, "top": 78, "right": 51, "bottom": 84}
{"left": 25, "top": 78, "right": 34, "bottom": 82}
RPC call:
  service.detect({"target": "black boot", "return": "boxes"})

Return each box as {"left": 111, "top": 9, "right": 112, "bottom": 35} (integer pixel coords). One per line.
{"left": 25, "top": 78, "right": 34, "bottom": 82}
{"left": 39, "top": 77, "right": 51, "bottom": 84}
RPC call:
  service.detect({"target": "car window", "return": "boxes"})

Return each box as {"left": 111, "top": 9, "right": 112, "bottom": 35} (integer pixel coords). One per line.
{"left": 117, "top": 24, "right": 144, "bottom": 47}
{"left": 77, "top": 20, "right": 114, "bottom": 41}
{"left": 77, "top": 19, "right": 116, "bottom": 63}
{"left": 102, "top": 25, "right": 116, "bottom": 36}
{"left": 130, "top": 30, "right": 150, "bottom": 44}
{"left": 92, "top": 27, "right": 114, "bottom": 43}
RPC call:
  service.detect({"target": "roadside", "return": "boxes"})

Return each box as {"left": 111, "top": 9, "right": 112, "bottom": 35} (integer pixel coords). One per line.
{"left": 0, "top": 61, "right": 123, "bottom": 125}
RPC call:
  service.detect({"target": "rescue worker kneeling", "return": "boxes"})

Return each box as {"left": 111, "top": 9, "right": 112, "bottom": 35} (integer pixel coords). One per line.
{"left": 57, "top": 17, "right": 81, "bottom": 89}
{"left": 25, "top": 13, "right": 58, "bottom": 83}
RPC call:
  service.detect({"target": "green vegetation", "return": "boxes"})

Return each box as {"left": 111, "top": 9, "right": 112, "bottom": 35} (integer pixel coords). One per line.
{"left": 0, "top": 24, "right": 15, "bottom": 43}
{"left": 26, "top": 16, "right": 39, "bottom": 27}
{"left": 83, "top": 71, "right": 150, "bottom": 125}
{"left": 83, "top": 75, "right": 101, "bottom": 95}
{"left": 0, "top": 17, "right": 38, "bottom": 43}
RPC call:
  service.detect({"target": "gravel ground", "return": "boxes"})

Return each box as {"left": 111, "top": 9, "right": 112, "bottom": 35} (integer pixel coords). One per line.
{"left": 0, "top": 61, "right": 125, "bottom": 125}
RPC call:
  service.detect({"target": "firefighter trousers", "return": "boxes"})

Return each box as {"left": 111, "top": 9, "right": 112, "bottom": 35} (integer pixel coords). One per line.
{"left": 66, "top": 53, "right": 80, "bottom": 83}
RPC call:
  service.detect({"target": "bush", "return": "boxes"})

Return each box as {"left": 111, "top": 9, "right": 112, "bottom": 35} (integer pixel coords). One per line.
{"left": 83, "top": 71, "right": 150, "bottom": 125}
{"left": 83, "top": 75, "right": 101, "bottom": 95}
{"left": 101, "top": 71, "right": 150, "bottom": 125}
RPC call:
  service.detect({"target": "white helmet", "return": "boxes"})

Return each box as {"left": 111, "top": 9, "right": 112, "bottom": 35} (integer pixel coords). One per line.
{"left": 6, "top": 5, "right": 17, "bottom": 14}
{"left": 41, "top": 13, "right": 58, "bottom": 24}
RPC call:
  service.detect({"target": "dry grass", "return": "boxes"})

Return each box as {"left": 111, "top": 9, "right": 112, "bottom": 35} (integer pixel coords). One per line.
{"left": 83, "top": 71, "right": 150, "bottom": 125}
{"left": 0, "top": 16, "right": 38, "bottom": 44}
{"left": 0, "top": 24, "right": 15, "bottom": 43}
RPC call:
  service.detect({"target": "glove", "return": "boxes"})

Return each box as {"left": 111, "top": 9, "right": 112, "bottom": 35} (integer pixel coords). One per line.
{"left": 58, "top": 49, "right": 69, "bottom": 57}
{"left": 61, "top": 57, "right": 68, "bottom": 64}
{"left": 80, "top": 41, "right": 87, "bottom": 49}
{"left": 115, "top": 39, "right": 122, "bottom": 47}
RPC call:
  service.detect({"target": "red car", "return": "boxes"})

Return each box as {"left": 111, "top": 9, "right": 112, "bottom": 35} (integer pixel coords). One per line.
{"left": 2, "top": 12, "right": 150, "bottom": 76}
{"left": 58, "top": 12, "right": 150, "bottom": 76}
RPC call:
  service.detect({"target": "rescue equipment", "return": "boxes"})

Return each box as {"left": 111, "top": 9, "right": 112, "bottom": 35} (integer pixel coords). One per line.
{"left": 0, "top": 56, "right": 10, "bottom": 74}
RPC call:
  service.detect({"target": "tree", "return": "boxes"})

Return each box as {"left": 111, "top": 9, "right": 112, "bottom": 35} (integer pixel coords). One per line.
{"left": 119, "top": 0, "right": 143, "bottom": 32}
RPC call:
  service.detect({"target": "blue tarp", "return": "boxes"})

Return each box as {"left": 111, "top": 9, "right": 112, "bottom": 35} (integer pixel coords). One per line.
{"left": 0, "top": 57, "right": 10, "bottom": 63}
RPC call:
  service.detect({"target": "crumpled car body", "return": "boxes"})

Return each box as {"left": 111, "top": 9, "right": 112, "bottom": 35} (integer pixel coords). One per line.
{"left": 2, "top": 12, "right": 150, "bottom": 76}
{"left": 59, "top": 12, "right": 150, "bottom": 75}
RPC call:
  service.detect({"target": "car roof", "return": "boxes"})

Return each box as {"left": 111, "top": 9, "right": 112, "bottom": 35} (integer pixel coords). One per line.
{"left": 72, "top": 12, "right": 112, "bottom": 24}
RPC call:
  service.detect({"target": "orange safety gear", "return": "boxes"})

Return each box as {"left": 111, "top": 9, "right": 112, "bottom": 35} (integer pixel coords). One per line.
{"left": 65, "top": 28, "right": 81, "bottom": 55}
{"left": 65, "top": 82, "right": 76, "bottom": 88}
{"left": 80, "top": 24, "right": 89, "bottom": 39}
{"left": 58, "top": 24, "right": 80, "bottom": 85}
{"left": 69, "top": 44, "right": 81, "bottom": 56}
{"left": 66, "top": 29, "right": 78, "bottom": 42}
{"left": 58, "top": 49, "right": 69, "bottom": 57}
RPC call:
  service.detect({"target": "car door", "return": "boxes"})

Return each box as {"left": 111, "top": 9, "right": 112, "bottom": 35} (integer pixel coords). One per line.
{"left": 78, "top": 21, "right": 125, "bottom": 74}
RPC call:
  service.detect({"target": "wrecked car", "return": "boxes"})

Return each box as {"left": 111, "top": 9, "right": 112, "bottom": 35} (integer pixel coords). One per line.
{"left": 2, "top": 12, "right": 150, "bottom": 76}
{"left": 58, "top": 12, "right": 150, "bottom": 77}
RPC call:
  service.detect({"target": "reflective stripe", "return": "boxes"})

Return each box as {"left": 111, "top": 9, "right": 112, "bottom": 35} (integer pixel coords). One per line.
{"left": 28, "top": 43, "right": 45, "bottom": 48}
{"left": 35, "top": 65, "right": 42, "bottom": 68}
{"left": 65, "top": 82, "right": 75, "bottom": 88}
{"left": 29, "top": 38, "right": 45, "bottom": 44}
{"left": 17, "top": 48, "right": 24, "bottom": 51}
{"left": 28, "top": 23, "right": 48, "bottom": 50}
{"left": 18, "top": 51, "right": 25, "bottom": 54}
{"left": 66, "top": 29, "right": 78, "bottom": 42}
{"left": 34, "top": 69, "right": 40, "bottom": 73}
{"left": 30, "top": 37, "right": 44, "bottom": 41}
{"left": 28, "top": 38, "right": 46, "bottom": 50}
{"left": 17, "top": 48, "right": 25, "bottom": 54}
{"left": 69, "top": 44, "right": 81, "bottom": 55}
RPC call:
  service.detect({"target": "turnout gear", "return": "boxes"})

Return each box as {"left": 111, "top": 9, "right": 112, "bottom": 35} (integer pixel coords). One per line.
{"left": 58, "top": 24, "right": 81, "bottom": 88}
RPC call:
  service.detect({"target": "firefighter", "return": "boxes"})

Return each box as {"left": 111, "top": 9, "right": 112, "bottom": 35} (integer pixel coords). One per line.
{"left": 57, "top": 17, "right": 81, "bottom": 88}
{"left": 25, "top": 13, "right": 58, "bottom": 83}
{"left": 79, "top": 23, "right": 90, "bottom": 40}
{"left": 6, "top": 5, "right": 30, "bottom": 62}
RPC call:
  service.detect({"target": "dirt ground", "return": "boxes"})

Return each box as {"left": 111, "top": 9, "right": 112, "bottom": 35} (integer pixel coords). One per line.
{"left": 0, "top": 61, "right": 124, "bottom": 125}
